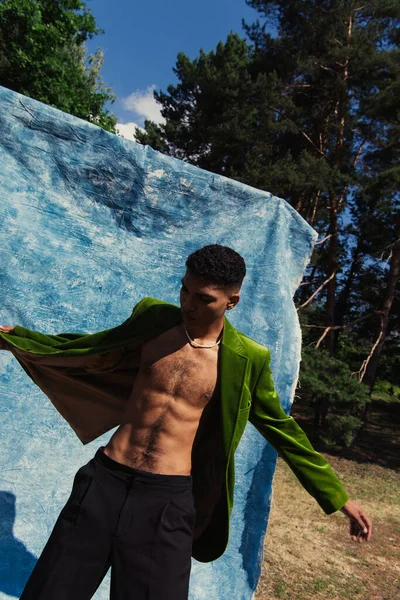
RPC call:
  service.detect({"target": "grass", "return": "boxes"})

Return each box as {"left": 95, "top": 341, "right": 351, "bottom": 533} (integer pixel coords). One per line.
{"left": 254, "top": 399, "right": 400, "bottom": 600}
{"left": 372, "top": 379, "right": 400, "bottom": 404}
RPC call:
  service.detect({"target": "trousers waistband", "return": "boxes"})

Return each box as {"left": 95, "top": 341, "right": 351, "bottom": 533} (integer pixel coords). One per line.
{"left": 94, "top": 446, "right": 193, "bottom": 487}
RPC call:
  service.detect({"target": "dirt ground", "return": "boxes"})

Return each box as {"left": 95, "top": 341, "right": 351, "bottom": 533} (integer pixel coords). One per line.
{"left": 254, "top": 401, "right": 400, "bottom": 600}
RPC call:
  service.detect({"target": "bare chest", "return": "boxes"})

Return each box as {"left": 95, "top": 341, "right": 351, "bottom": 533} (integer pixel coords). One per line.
{"left": 139, "top": 331, "right": 220, "bottom": 408}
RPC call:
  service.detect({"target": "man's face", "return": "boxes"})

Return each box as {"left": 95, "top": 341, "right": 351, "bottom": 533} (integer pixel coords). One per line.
{"left": 180, "top": 269, "right": 239, "bottom": 327}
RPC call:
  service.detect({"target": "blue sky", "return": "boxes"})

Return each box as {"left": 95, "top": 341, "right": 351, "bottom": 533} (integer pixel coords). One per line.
{"left": 84, "top": 0, "right": 272, "bottom": 139}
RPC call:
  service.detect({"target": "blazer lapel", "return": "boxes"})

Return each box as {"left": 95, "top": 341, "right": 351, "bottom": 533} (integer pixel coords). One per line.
{"left": 219, "top": 316, "right": 249, "bottom": 456}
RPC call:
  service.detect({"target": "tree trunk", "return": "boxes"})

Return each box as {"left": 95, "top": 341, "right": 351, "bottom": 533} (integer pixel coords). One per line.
{"left": 325, "top": 11, "right": 353, "bottom": 354}
{"left": 325, "top": 195, "right": 338, "bottom": 355}
{"left": 362, "top": 211, "right": 400, "bottom": 392}
{"left": 333, "top": 238, "right": 363, "bottom": 351}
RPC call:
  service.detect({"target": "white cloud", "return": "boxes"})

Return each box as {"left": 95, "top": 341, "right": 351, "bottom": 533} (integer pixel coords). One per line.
{"left": 115, "top": 121, "right": 144, "bottom": 141}
{"left": 121, "top": 85, "right": 165, "bottom": 125}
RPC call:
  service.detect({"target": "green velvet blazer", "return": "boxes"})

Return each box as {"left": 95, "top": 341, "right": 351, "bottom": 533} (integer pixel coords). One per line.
{"left": 0, "top": 296, "right": 349, "bottom": 562}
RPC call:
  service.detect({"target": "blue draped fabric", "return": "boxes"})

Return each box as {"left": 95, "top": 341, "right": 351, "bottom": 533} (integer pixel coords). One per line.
{"left": 0, "top": 85, "right": 318, "bottom": 599}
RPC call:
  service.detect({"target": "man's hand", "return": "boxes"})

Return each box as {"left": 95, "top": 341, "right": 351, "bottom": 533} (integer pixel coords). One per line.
{"left": 340, "top": 498, "right": 372, "bottom": 542}
{"left": 0, "top": 326, "right": 15, "bottom": 334}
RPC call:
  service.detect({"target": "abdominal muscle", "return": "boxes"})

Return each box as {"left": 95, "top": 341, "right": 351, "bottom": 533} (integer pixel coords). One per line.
{"left": 104, "top": 388, "right": 205, "bottom": 475}
{"left": 103, "top": 324, "right": 219, "bottom": 475}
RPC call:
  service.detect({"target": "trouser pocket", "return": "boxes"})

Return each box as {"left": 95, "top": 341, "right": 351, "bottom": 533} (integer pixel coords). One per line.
{"left": 161, "top": 488, "right": 196, "bottom": 534}
{"left": 61, "top": 460, "right": 96, "bottom": 526}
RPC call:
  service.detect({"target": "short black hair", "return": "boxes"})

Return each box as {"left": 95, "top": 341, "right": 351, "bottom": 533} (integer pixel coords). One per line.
{"left": 185, "top": 244, "right": 246, "bottom": 294}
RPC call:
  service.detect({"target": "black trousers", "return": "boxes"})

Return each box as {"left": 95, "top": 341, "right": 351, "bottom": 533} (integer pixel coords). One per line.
{"left": 20, "top": 446, "right": 196, "bottom": 600}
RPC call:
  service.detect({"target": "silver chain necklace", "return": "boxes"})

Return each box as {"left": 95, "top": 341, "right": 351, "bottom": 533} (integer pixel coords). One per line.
{"left": 184, "top": 324, "right": 223, "bottom": 348}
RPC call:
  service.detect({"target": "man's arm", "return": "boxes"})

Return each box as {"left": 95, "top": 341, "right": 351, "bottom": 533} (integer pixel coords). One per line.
{"left": 249, "top": 349, "right": 372, "bottom": 542}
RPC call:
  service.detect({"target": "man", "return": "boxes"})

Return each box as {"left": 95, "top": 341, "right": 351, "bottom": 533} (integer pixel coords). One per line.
{"left": 0, "top": 244, "right": 372, "bottom": 600}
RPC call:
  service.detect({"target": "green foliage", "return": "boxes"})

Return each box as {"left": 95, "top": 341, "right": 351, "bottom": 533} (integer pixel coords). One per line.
{"left": 300, "top": 346, "right": 370, "bottom": 412}
{"left": 136, "top": 33, "right": 258, "bottom": 178}
{"left": 318, "top": 414, "right": 363, "bottom": 451}
{"left": 299, "top": 346, "right": 371, "bottom": 448}
{"left": 372, "top": 379, "right": 400, "bottom": 403}
{"left": 0, "top": 0, "right": 117, "bottom": 132}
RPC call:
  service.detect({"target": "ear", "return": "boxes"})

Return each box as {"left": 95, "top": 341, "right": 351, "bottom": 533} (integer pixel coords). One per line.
{"left": 227, "top": 294, "right": 240, "bottom": 310}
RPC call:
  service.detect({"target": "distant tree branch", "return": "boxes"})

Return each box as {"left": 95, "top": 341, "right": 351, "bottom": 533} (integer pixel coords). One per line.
{"left": 314, "top": 234, "right": 332, "bottom": 245}
{"left": 297, "top": 270, "right": 336, "bottom": 310}
{"left": 351, "top": 315, "right": 385, "bottom": 381}
{"left": 269, "top": 105, "right": 329, "bottom": 160}
{"left": 301, "top": 312, "right": 381, "bottom": 350}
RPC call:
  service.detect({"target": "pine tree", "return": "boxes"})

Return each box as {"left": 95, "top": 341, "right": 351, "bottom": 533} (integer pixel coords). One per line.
{"left": 137, "top": 0, "right": 400, "bottom": 415}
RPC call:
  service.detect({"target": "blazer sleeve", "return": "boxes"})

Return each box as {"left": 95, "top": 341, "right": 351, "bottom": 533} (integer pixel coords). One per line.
{"left": 0, "top": 296, "right": 153, "bottom": 353}
{"left": 248, "top": 349, "right": 349, "bottom": 514}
